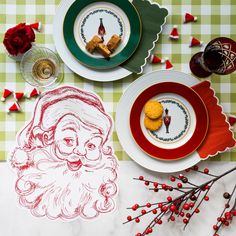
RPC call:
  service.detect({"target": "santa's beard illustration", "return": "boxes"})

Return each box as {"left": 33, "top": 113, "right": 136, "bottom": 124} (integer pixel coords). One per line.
{"left": 11, "top": 127, "right": 118, "bottom": 220}
{"left": 10, "top": 86, "right": 118, "bottom": 221}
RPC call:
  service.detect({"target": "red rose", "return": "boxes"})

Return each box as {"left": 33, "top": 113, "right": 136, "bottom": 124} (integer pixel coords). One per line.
{"left": 3, "top": 23, "right": 35, "bottom": 56}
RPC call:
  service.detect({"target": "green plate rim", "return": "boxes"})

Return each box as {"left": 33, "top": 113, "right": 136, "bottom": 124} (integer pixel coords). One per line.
{"left": 63, "top": 0, "right": 142, "bottom": 69}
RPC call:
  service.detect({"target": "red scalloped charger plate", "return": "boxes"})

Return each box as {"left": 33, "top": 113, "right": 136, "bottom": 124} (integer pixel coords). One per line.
{"left": 129, "top": 82, "right": 209, "bottom": 161}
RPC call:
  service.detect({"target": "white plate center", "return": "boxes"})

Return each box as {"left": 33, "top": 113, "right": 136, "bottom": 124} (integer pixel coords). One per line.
{"left": 140, "top": 93, "right": 197, "bottom": 149}
{"left": 73, "top": 2, "right": 131, "bottom": 58}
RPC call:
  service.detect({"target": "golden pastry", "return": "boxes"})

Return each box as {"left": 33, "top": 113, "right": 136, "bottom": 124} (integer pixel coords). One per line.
{"left": 85, "top": 35, "right": 102, "bottom": 53}
{"left": 144, "top": 100, "right": 163, "bottom": 119}
{"left": 107, "top": 34, "right": 121, "bottom": 52}
{"left": 96, "top": 43, "right": 111, "bottom": 58}
{"left": 144, "top": 116, "right": 163, "bottom": 131}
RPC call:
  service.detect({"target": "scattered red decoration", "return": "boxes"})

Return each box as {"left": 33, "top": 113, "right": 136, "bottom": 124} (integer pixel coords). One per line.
{"left": 184, "top": 13, "right": 198, "bottom": 23}
{"left": 169, "top": 25, "right": 179, "bottom": 39}
{"left": 27, "top": 88, "right": 40, "bottom": 98}
{"left": 1, "top": 88, "right": 12, "bottom": 101}
{"left": 228, "top": 115, "right": 236, "bottom": 127}
{"left": 8, "top": 102, "right": 21, "bottom": 112}
{"left": 150, "top": 54, "right": 164, "bottom": 64}
{"left": 14, "top": 92, "right": 24, "bottom": 101}
{"left": 124, "top": 166, "right": 236, "bottom": 236}
{"left": 165, "top": 58, "right": 173, "bottom": 70}
{"left": 29, "top": 22, "right": 42, "bottom": 32}
{"left": 189, "top": 36, "right": 203, "bottom": 47}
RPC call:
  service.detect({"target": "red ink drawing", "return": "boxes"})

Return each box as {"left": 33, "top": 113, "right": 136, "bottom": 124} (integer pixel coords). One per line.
{"left": 10, "top": 86, "right": 118, "bottom": 220}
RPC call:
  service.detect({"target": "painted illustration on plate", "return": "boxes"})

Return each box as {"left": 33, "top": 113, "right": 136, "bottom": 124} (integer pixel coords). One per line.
{"left": 10, "top": 86, "right": 118, "bottom": 221}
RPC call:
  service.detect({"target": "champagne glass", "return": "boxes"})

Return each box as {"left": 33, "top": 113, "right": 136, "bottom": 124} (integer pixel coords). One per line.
{"left": 20, "top": 46, "right": 63, "bottom": 88}
{"left": 189, "top": 37, "right": 236, "bottom": 78}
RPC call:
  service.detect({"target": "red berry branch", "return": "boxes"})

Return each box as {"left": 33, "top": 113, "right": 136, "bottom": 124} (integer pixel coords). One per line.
{"left": 123, "top": 166, "right": 236, "bottom": 236}
{"left": 212, "top": 184, "right": 236, "bottom": 236}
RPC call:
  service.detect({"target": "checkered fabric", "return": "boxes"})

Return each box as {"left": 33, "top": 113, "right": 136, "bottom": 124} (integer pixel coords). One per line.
{"left": 0, "top": 0, "right": 235, "bottom": 161}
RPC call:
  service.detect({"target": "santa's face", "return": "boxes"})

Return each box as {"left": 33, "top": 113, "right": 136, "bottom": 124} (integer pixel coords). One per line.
{"left": 53, "top": 115, "right": 103, "bottom": 171}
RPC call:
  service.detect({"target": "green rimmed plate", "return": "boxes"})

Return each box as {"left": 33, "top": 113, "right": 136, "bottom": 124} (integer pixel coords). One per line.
{"left": 63, "top": 0, "right": 141, "bottom": 69}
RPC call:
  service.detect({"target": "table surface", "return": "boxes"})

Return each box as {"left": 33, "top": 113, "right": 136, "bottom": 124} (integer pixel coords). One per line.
{"left": 0, "top": 1, "right": 236, "bottom": 236}
{"left": 0, "top": 0, "right": 235, "bottom": 162}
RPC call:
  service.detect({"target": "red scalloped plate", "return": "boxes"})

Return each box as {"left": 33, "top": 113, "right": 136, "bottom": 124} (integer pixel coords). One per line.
{"left": 129, "top": 82, "right": 209, "bottom": 161}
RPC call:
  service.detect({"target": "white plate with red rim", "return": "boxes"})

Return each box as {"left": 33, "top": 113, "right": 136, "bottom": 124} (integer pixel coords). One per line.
{"left": 115, "top": 70, "right": 205, "bottom": 173}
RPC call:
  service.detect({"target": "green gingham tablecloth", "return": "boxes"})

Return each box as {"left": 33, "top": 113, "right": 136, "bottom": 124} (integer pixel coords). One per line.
{"left": 0, "top": 0, "right": 235, "bottom": 161}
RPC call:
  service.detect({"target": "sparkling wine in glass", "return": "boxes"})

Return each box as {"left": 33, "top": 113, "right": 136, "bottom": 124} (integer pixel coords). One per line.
{"left": 189, "top": 37, "right": 236, "bottom": 78}
{"left": 20, "top": 46, "right": 63, "bottom": 89}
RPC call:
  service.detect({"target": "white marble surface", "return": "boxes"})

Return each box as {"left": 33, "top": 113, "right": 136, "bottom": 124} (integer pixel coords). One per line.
{"left": 0, "top": 160, "right": 236, "bottom": 236}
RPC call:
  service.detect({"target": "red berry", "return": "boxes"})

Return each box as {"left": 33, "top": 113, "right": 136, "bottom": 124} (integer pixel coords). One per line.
{"left": 154, "top": 188, "right": 158, "bottom": 192}
{"left": 162, "top": 184, "right": 167, "bottom": 189}
{"left": 214, "top": 234, "right": 219, "bottom": 236}
{"left": 146, "top": 203, "right": 151, "bottom": 208}
{"left": 217, "top": 217, "right": 221, "bottom": 222}
{"left": 182, "top": 177, "right": 188, "bottom": 183}
{"left": 153, "top": 182, "right": 158, "bottom": 187}
{"left": 136, "top": 233, "right": 142, "bottom": 236}
{"left": 167, "top": 196, "right": 172, "bottom": 202}
{"left": 189, "top": 202, "right": 195, "bottom": 208}
{"left": 177, "top": 183, "right": 182, "bottom": 188}
{"left": 127, "top": 215, "right": 132, "bottom": 221}
{"left": 175, "top": 210, "right": 179, "bottom": 215}
{"left": 147, "top": 228, "right": 152, "bottom": 233}
{"left": 195, "top": 208, "right": 200, "bottom": 213}
{"left": 180, "top": 212, "right": 185, "bottom": 217}
{"left": 170, "top": 216, "right": 175, "bottom": 221}
{"left": 183, "top": 203, "right": 190, "bottom": 210}
{"left": 145, "top": 181, "right": 149, "bottom": 186}
{"left": 135, "top": 218, "right": 140, "bottom": 223}
{"left": 186, "top": 213, "right": 191, "bottom": 218}
{"left": 232, "top": 210, "right": 236, "bottom": 216}
{"left": 225, "top": 203, "right": 230, "bottom": 208}
{"left": 170, "top": 204, "right": 176, "bottom": 212}
{"left": 204, "top": 185, "right": 210, "bottom": 190}
{"left": 157, "top": 219, "right": 162, "bottom": 224}
{"left": 223, "top": 192, "right": 230, "bottom": 199}
{"left": 224, "top": 221, "right": 230, "bottom": 226}
{"left": 168, "top": 186, "right": 173, "bottom": 191}
{"left": 141, "top": 209, "right": 146, "bottom": 215}
{"left": 158, "top": 203, "right": 163, "bottom": 208}
{"left": 213, "top": 225, "right": 218, "bottom": 230}
{"left": 179, "top": 174, "right": 184, "bottom": 179}
{"left": 225, "top": 212, "right": 232, "bottom": 220}
{"left": 204, "top": 196, "right": 209, "bottom": 201}
{"left": 193, "top": 165, "right": 199, "bottom": 171}
{"left": 183, "top": 218, "right": 188, "bottom": 224}
{"left": 161, "top": 206, "right": 168, "bottom": 212}
{"left": 204, "top": 168, "right": 209, "bottom": 174}
{"left": 152, "top": 209, "right": 157, "bottom": 214}
{"left": 220, "top": 217, "right": 226, "bottom": 223}
{"left": 139, "top": 176, "right": 144, "bottom": 180}
{"left": 132, "top": 204, "right": 139, "bottom": 211}
{"left": 170, "top": 176, "right": 176, "bottom": 182}
{"left": 185, "top": 168, "right": 191, "bottom": 172}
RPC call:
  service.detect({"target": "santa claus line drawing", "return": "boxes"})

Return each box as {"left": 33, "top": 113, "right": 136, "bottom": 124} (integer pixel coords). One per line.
{"left": 9, "top": 86, "right": 118, "bottom": 221}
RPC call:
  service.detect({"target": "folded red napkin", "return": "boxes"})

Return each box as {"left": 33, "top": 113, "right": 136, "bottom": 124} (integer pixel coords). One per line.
{"left": 191, "top": 81, "right": 236, "bottom": 159}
